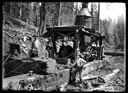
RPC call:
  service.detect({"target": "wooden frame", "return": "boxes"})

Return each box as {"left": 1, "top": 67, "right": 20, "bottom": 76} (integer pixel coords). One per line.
{"left": 44, "top": 25, "right": 105, "bottom": 61}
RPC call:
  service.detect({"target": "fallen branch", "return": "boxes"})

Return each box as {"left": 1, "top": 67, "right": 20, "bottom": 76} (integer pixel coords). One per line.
{"left": 4, "top": 27, "right": 23, "bottom": 33}
{"left": 3, "top": 13, "right": 38, "bottom": 38}
{"left": 4, "top": 12, "right": 28, "bottom": 27}
{"left": 4, "top": 20, "right": 14, "bottom": 28}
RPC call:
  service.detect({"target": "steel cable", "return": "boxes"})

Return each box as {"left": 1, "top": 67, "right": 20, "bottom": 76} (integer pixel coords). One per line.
{"left": 5, "top": 69, "right": 24, "bottom": 75}
{"left": 3, "top": 54, "right": 11, "bottom": 65}
{"left": 4, "top": 59, "right": 17, "bottom": 65}
{"left": 5, "top": 62, "right": 25, "bottom": 77}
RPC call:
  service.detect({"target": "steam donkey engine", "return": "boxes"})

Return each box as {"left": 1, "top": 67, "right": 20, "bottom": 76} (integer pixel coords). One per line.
{"left": 45, "top": 2, "right": 105, "bottom": 63}
{"left": 75, "top": 2, "right": 105, "bottom": 61}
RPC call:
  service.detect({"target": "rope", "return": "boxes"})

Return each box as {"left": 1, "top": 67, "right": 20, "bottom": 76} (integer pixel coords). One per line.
{"left": 5, "top": 62, "right": 25, "bottom": 77}
{"left": 12, "top": 71, "right": 23, "bottom": 75}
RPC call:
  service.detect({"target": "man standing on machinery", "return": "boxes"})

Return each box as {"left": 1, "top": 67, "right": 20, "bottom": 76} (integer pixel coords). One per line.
{"left": 68, "top": 48, "right": 87, "bottom": 85}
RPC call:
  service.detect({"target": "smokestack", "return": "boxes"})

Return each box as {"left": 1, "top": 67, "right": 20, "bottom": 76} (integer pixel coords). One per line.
{"left": 80, "top": 3, "right": 91, "bottom": 17}
{"left": 75, "top": 2, "right": 92, "bottom": 28}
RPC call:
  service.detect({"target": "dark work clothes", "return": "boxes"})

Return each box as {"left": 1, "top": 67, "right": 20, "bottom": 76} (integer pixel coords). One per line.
{"left": 46, "top": 45, "right": 52, "bottom": 57}
{"left": 9, "top": 43, "right": 21, "bottom": 55}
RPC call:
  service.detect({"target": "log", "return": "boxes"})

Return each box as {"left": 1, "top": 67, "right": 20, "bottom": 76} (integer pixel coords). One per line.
{"left": 81, "top": 69, "right": 120, "bottom": 91}
{"left": 82, "top": 69, "right": 120, "bottom": 84}
{"left": 104, "top": 52, "right": 124, "bottom": 56}
{"left": 81, "top": 59, "right": 109, "bottom": 76}
{"left": 89, "top": 84, "right": 115, "bottom": 92}
{"left": 103, "top": 69, "right": 120, "bottom": 82}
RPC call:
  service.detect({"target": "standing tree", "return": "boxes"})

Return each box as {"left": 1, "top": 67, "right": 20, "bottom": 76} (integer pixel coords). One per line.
{"left": 91, "top": 3, "right": 99, "bottom": 31}
{"left": 58, "top": 2, "right": 61, "bottom": 26}
{"left": 114, "top": 15, "right": 125, "bottom": 51}
{"left": 37, "top": 2, "right": 45, "bottom": 37}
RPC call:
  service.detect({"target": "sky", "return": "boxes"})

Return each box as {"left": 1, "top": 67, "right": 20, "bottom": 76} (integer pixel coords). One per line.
{"left": 88, "top": 3, "right": 126, "bottom": 22}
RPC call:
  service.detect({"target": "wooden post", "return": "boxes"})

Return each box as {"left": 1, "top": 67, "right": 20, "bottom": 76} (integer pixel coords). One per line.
{"left": 98, "top": 3, "right": 102, "bottom": 60}
{"left": 51, "top": 32, "right": 54, "bottom": 58}
{"left": 75, "top": 29, "right": 79, "bottom": 60}
{"left": 51, "top": 31, "right": 56, "bottom": 58}
{"left": 98, "top": 3, "right": 100, "bottom": 32}
{"left": 99, "top": 36, "right": 102, "bottom": 60}
{"left": 91, "top": 3, "right": 94, "bottom": 29}
{"left": 38, "top": 2, "right": 45, "bottom": 36}
{"left": 58, "top": 2, "right": 62, "bottom": 26}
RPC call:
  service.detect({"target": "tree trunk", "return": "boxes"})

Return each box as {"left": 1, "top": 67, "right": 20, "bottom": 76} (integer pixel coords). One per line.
{"left": 58, "top": 2, "right": 62, "bottom": 26}
{"left": 91, "top": 3, "right": 94, "bottom": 28}
{"left": 98, "top": 3, "right": 100, "bottom": 32}
{"left": 19, "top": 7, "right": 22, "bottom": 20}
{"left": 38, "top": 2, "right": 45, "bottom": 36}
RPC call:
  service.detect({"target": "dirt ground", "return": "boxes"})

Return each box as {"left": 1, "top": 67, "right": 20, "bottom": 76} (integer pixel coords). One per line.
{"left": 3, "top": 55, "right": 125, "bottom": 92}
{"left": 46, "top": 55, "right": 125, "bottom": 92}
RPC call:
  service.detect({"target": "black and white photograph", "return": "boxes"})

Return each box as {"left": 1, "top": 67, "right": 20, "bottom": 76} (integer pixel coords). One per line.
{"left": 2, "top": 2, "right": 126, "bottom": 92}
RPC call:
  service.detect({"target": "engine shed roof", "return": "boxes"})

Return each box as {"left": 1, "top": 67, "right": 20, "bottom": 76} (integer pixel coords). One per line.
{"left": 42, "top": 25, "right": 104, "bottom": 39}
